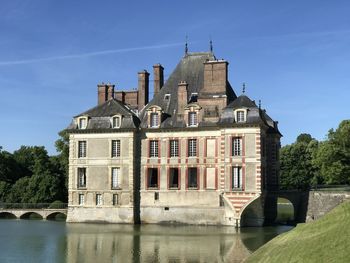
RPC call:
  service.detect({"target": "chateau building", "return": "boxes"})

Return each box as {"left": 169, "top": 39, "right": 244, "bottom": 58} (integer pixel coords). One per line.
{"left": 66, "top": 49, "right": 281, "bottom": 227}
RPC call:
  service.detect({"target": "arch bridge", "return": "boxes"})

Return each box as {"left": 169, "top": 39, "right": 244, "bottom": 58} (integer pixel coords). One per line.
{"left": 0, "top": 203, "right": 67, "bottom": 220}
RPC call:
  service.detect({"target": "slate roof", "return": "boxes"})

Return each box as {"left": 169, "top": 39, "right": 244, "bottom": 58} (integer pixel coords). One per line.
{"left": 140, "top": 52, "right": 236, "bottom": 128}
{"left": 66, "top": 99, "right": 139, "bottom": 132}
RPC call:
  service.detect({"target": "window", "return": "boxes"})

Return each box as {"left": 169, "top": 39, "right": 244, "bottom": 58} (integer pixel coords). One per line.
{"left": 147, "top": 168, "right": 158, "bottom": 188}
{"left": 169, "top": 168, "right": 179, "bottom": 189}
{"left": 78, "top": 141, "right": 87, "bottom": 158}
{"left": 79, "top": 118, "right": 87, "bottom": 129}
{"left": 149, "top": 140, "right": 159, "bottom": 158}
{"left": 96, "top": 194, "right": 103, "bottom": 205}
{"left": 170, "top": 140, "right": 179, "bottom": 157}
{"left": 150, "top": 113, "right": 159, "bottom": 127}
{"left": 78, "top": 194, "right": 85, "bottom": 205}
{"left": 236, "top": 110, "right": 245, "bottom": 123}
{"left": 111, "top": 140, "right": 121, "bottom": 158}
{"left": 77, "top": 168, "right": 86, "bottom": 188}
{"left": 188, "top": 112, "right": 197, "bottom": 126}
{"left": 232, "top": 137, "right": 242, "bottom": 156}
{"left": 232, "top": 167, "right": 243, "bottom": 190}
{"left": 164, "top": 94, "right": 171, "bottom": 101}
{"left": 188, "top": 139, "right": 197, "bottom": 157}
{"left": 112, "top": 194, "right": 118, "bottom": 206}
{"left": 187, "top": 168, "right": 198, "bottom": 189}
{"left": 111, "top": 167, "right": 121, "bottom": 189}
{"left": 112, "top": 116, "right": 121, "bottom": 128}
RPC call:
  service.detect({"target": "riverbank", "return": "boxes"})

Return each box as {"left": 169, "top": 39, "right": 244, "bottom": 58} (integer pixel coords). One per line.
{"left": 245, "top": 201, "right": 350, "bottom": 262}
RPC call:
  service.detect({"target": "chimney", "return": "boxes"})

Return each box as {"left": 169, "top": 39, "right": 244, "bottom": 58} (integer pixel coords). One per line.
{"left": 202, "top": 59, "right": 228, "bottom": 95}
{"left": 115, "top": 91, "right": 125, "bottom": 104}
{"left": 137, "top": 70, "right": 149, "bottom": 110}
{"left": 97, "top": 83, "right": 115, "bottom": 105}
{"left": 153, "top": 64, "right": 164, "bottom": 98}
{"left": 177, "top": 81, "right": 188, "bottom": 117}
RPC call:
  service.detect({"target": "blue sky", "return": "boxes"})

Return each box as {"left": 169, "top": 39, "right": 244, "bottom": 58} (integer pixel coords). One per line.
{"left": 0, "top": 0, "right": 349, "bottom": 155}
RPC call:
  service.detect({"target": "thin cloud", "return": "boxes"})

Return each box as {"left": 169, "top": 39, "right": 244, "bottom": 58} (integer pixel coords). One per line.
{"left": 0, "top": 42, "right": 184, "bottom": 66}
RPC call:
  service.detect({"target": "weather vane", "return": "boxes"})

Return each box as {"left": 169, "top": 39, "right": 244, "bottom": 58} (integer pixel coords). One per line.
{"left": 242, "top": 83, "right": 246, "bottom": 94}
{"left": 185, "top": 35, "right": 188, "bottom": 55}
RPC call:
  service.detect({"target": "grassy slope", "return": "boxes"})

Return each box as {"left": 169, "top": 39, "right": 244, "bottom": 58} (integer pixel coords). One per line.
{"left": 246, "top": 201, "right": 350, "bottom": 263}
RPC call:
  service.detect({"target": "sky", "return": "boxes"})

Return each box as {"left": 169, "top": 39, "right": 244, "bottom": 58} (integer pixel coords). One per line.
{"left": 0, "top": 0, "right": 349, "bottom": 155}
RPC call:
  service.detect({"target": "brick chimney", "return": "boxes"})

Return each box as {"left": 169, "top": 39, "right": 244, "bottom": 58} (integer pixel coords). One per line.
{"left": 97, "top": 83, "right": 115, "bottom": 105}
{"left": 137, "top": 70, "right": 149, "bottom": 110}
{"left": 153, "top": 64, "right": 164, "bottom": 98}
{"left": 202, "top": 59, "right": 228, "bottom": 96}
{"left": 177, "top": 81, "right": 188, "bottom": 118}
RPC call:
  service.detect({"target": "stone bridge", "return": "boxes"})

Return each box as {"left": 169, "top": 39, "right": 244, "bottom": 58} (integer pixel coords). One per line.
{"left": 264, "top": 189, "right": 350, "bottom": 225}
{"left": 0, "top": 203, "right": 67, "bottom": 220}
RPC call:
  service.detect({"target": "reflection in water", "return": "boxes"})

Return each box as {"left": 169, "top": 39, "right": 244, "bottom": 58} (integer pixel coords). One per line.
{"left": 0, "top": 220, "right": 292, "bottom": 263}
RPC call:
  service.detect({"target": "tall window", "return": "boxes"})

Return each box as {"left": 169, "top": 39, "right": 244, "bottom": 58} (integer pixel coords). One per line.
{"left": 78, "top": 141, "right": 87, "bottom": 158}
{"left": 78, "top": 194, "right": 85, "bottom": 205}
{"left": 232, "top": 137, "right": 242, "bottom": 156}
{"left": 232, "top": 167, "right": 243, "bottom": 190}
{"left": 150, "top": 113, "right": 159, "bottom": 127}
{"left": 187, "top": 168, "right": 198, "bottom": 189}
{"left": 111, "top": 167, "right": 121, "bottom": 189}
{"left": 79, "top": 118, "right": 87, "bottom": 129}
{"left": 150, "top": 140, "right": 159, "bottom": 158}
{"left": 111, "top": 140, "right": 121, "bottom": 158}
{"left": 96, "top": 194, "right": 102, "bottom": 206}
{"left": 188, "top": 112, "right": 197, "bottom": 126}
{"left": 112, "top": 116, "right": 121, "bottom": 128}
{"left": 169, "top": 168, "right": 179, "bottom": 189}
{"left": 188, "top": 139, "right": 197, "bottom": 157}
{"left": 236, "top": 111, "right": 245, "bottom": 122}
{"left": 170, "top": 140, "right": 179, "bottom": 157}
{"left": 77, "top": 168, "right": 86, "bottom": 188}
{"left": 147, "top": 168, "right": 158, "bottom": 188}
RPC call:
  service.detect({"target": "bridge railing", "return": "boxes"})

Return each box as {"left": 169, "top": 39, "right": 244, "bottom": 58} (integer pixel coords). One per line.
{"left": 0, "top": 203, "right": 68, "bottom": 209}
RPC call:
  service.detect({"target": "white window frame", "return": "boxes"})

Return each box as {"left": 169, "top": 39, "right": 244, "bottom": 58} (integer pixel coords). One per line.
{"left": 150, "top": 140, "right": 159, "bottom": 158}
{"left": 150, "top": 112, "right": 159, "bottom": 128}
{"left": 96, "top": 194, "right": 103, "bottom": 206}
{"left": 111, "top": 167, "right": 121, "bottom": 189}
{"left": 232, "top": 137, "right": 242, "bottom": 156}
{"left": 188, "top": 112, "right": 198, "bottom": 127}
{"left": 78, "top": 117, "right": 88, "bottom": 129}
{"left": 235, "top": 110, "right": 246, "bottom": 123}
{"left": 78, "top": 141, "right": 87, "bottom": 158}
{"left": 78, "top": 194, "right": 85, "bottom": 205}
{"left": 170, "top": 140, "right": 179, "bottom": 157}
{"left": 111, "top": 115, "right": 121, "bottom": 129}
{"left": 111, "top": 140, "right": 121, "bottom": 158}
{"left": 232, "top": 166, "right": 243, "bottom": 190}
{"left": 188, "top": 139, "right": 197, "bottom": 157}
{"left": 77, "top": 168, "right": 86, "bottom": 188}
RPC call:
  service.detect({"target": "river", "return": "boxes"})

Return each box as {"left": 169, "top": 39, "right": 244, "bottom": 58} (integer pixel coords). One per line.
{"left": 0, "top": 219, "right": 292, "bottom": 263}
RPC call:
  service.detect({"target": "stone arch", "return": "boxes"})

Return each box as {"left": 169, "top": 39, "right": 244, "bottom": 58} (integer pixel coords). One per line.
{"left": 46, "top": 212, "right": 67, "bottom": 221}
{"left": 275, "top": 197, "right": 295, "bottom": 224}
{"left": 19, "top": 212, "right": 43, "bottom": 220}
{"left": 0, "top": 212, "right": 17, "bottom": 219}
{"left": 240, "top": 195, "right": 264, "bottom": 227}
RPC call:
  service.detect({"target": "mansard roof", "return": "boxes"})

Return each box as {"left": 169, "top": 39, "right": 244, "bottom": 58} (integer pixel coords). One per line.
{"left": 226, "top": 94, "right": 258, "bottom": 109}
{"left": 66, "top": 99, "right": 139, "bottom": 132}
{"left": 140, "top": 52, "right": 236, "bottom": 128}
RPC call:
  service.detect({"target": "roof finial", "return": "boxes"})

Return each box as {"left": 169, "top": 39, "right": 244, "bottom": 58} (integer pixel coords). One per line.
{"left": 209, "top": 37, "right": 213, "bottom": 53}
{"left": 242, "top": 82, "right": 246, "bottom": 94}
{"left": 185, "top": 35, "right": 188, "bottom": 55}
{"left": 259, "top": 99, "right": 261, "bottom": 109}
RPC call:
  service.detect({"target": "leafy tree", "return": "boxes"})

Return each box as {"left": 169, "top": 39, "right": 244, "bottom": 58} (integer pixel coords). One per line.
{"left": 280, "top": 134, "right": 319, "bottom": 190}
{"left": 55, "top": 130, "right": 69, "bottom": 189}
{"left": 0, "top": 150, "right": 23, "bottom": 183}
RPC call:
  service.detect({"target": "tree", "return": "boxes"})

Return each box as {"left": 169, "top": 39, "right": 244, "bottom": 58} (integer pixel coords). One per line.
{"left": 313, "top": 120, "right": 350, "bottom": 185}
{"left": 55, "top": 130, "right": 69, "bottom": 189}
{"left": 279, "top": 134, "right": 319, "bottom": 190}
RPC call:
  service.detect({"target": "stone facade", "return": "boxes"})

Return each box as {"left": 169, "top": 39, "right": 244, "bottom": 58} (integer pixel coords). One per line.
{"left": 65, "top": 51, "right": 281, "bottom": 226}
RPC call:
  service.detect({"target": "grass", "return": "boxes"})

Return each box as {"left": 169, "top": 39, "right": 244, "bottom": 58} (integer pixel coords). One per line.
{"left": 245, "top": 201, "right": 350, "bottom": 263}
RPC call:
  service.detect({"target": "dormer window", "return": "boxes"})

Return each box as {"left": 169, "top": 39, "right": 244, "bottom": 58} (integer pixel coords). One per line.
{"left": 112, "top": 116, "right": 121, "bottom": 128}
{"left": 150, "top": 113, "right": 159, "bottom": 128}
{"left": 188, "top": 112, "right": 198, "bottom": 126}
{"left": 236, "top": 110, "right": 246, "bottom": 123}
{"left": 78, "top": 117, "right": 87, "bottom": 129}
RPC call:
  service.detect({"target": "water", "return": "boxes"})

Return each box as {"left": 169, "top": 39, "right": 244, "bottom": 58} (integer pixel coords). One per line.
{"left": 0, "top": 220, "right": 292, "bottom": 263}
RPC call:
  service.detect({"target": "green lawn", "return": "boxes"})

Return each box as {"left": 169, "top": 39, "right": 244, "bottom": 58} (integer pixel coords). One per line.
{"left": 245, "top": 201, "right": 350, "bottom": 263}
